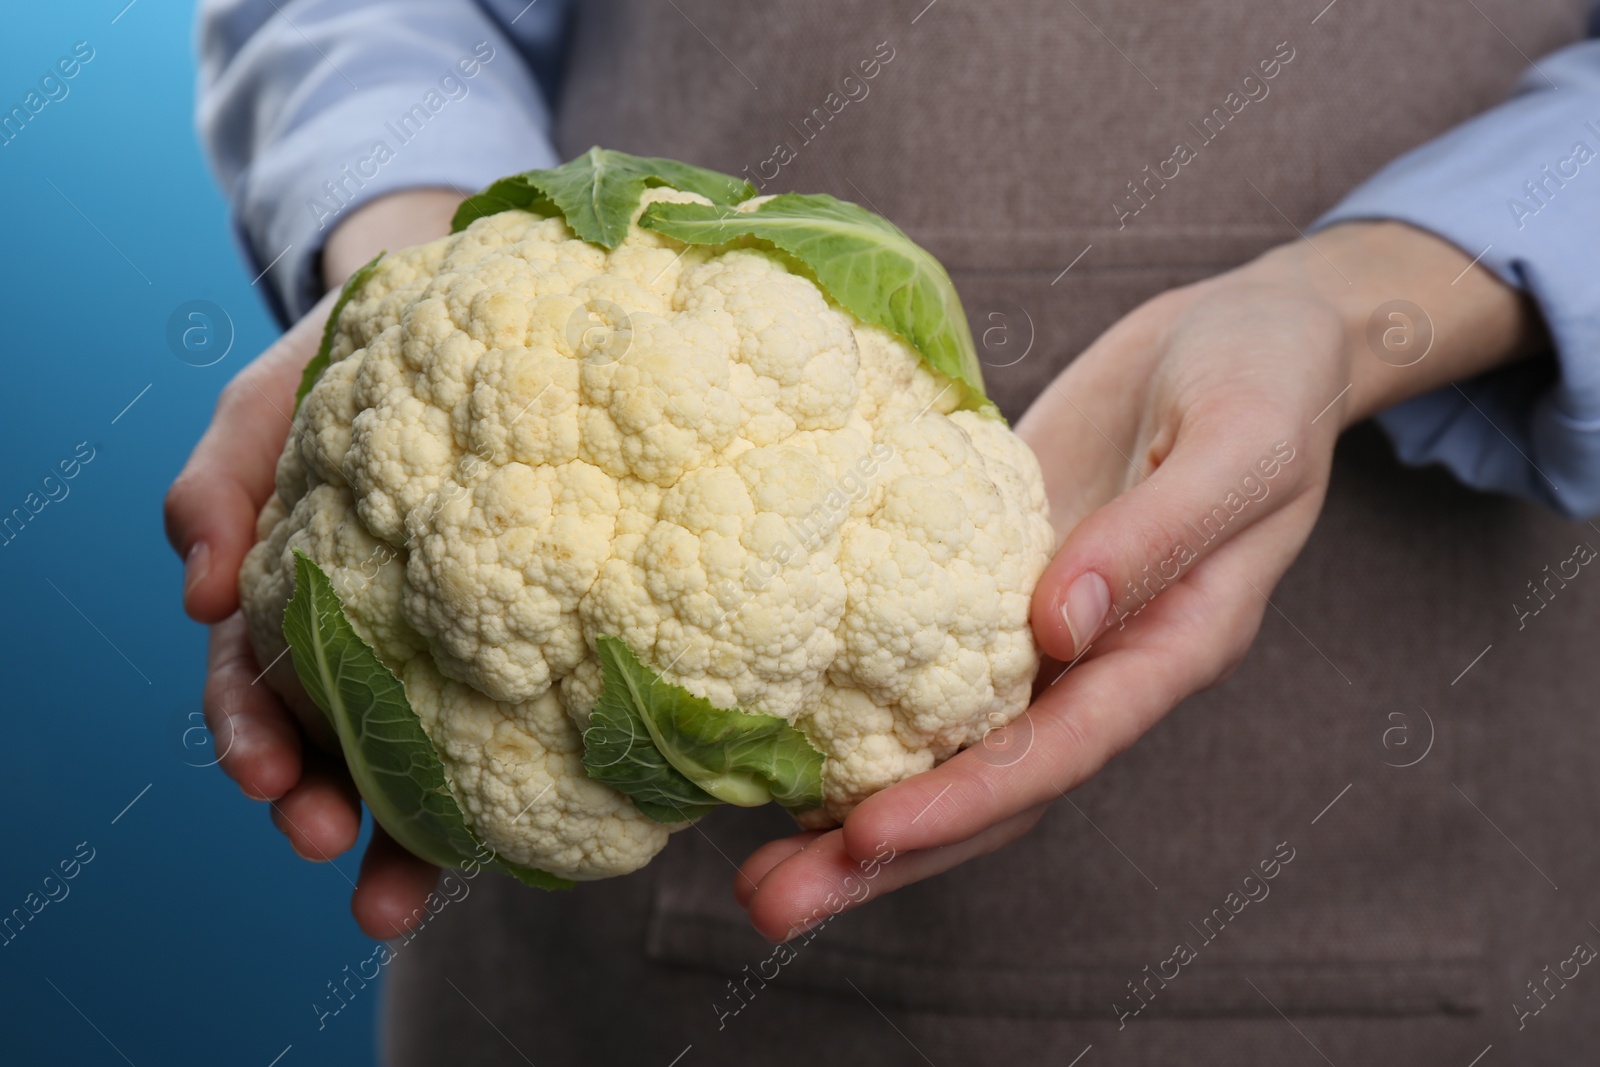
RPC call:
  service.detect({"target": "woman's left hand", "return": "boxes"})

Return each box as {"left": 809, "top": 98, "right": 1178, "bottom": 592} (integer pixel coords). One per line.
{"left": 735, "top": 221, "right": 1542, "bottom": 940}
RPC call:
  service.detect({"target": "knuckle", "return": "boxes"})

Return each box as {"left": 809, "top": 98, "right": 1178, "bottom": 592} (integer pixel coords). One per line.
{"left": 1042, "top": 703, "right": 1099, "bottom": 778}
{"left": 163, "top": 473, "right": 201, "bottom": 549}
{"left": 164, "top": 461, "right": 238, "bottom": 556}
{"left": 200, "top": 670, "right": 234, "bottom": 742}
{"left": 215, "top": 374, "right": 255, "bottom": 417}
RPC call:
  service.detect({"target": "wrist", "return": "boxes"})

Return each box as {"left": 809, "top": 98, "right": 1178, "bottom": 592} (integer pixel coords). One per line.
{"left": 321, "top": 188, "right": 463, "bottom": 291}
{"left": 1234, "top": 221, "right": 1545, "bottom": 430}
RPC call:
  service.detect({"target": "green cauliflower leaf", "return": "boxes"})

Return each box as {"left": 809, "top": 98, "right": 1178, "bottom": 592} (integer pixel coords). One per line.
{"left": 282, "top": 550, "right": 572, "bottom": 889}
{"left": 582, "top": 636, "right": 824, "bottom": 823}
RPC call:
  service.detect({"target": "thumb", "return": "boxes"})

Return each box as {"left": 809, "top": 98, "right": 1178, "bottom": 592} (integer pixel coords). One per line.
{"left": 1030, "top": 418, "right": 1305, "bottom": 662}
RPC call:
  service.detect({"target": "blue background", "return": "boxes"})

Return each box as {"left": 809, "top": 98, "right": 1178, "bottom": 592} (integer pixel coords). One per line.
{"left": 0, "top": 4, "right": 381, "bottom": 1065}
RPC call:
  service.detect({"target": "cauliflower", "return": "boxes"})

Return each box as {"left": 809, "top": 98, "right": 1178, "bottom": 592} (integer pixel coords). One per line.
{"left": 241, "top": 149, "right": 1054, "bottom": 884}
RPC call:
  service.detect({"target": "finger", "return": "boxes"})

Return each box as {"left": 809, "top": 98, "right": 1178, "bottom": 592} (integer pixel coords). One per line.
{"left": 742, "top": 806, "right": 1047, "bottom": 942}
{"left": 269, "top": 752, "right": 363, "bottom": 862}
{"left": 1030, "top": 401, "right": 1311, "bottom": 663}
{"left": 204, "top": 614, "right": 304, "bottom": 801}
{"left": 352, "top": 826, "right": 443, "bottom": 940}
{"left": 734, "top": 833, "right": 822, "bottom": 910}
{"left": 843, "top": 503, "right": 1312, "bottom": 862}
{"left": 165, "top": 293, "right": 334, "bottom": 623}
{"left": 165, "top": 385, "right": 293, "bottom": 622}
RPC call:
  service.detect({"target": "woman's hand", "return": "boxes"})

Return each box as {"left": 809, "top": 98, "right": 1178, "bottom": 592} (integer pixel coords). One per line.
{"left": 735, "top": 221, "right": 1545, "bottom": 940}
{"left": 164, "top": 189, "right": 459, "bottom": 938}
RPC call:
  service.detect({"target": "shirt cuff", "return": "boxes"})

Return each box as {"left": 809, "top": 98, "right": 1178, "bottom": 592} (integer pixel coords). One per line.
{"left": 238, "top": 76, "right": 559, "bottom": 323}
{"left": 1312, "top": 39, "right": 1600, "bottom": 518}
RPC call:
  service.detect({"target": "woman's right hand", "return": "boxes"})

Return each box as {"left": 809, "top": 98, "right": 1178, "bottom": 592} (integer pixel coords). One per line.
{"left": 164, "top": 189, "right": 460, "bottom": 937}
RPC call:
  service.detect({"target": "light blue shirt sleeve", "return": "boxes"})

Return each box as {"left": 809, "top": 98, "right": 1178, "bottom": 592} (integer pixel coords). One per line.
{"left": 196, "top": 0, "right": 573, "bottom": 323}
{"left": 1314, "top": 35, "right": 1600, "bottom": 518}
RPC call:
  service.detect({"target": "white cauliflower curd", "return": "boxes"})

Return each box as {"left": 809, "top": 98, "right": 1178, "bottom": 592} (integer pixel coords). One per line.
{"left": 240, "top": 150, "right": 1054, "bottom": 885}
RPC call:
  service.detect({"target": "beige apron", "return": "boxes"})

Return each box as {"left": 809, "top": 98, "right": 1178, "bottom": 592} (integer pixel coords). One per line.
{"left": 385, "top": 3, "right": 1600, "bottom": 1063}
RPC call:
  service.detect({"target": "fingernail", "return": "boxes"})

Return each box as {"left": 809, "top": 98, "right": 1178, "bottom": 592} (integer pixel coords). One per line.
{"left": 778, "top": 915, "right": 828, "bottom": 944}
{"left": 184, "top": 541, "right": 210, "bottom": 597}
{"left": 1060, "top": 572, "right": 1110, "bottom": 657}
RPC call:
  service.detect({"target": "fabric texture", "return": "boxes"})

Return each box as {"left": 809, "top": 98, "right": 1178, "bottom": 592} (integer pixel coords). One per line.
{"left": 1315, "top": 40, "right": 1600, "bottom": 518}
{"left": 196, "top": 0, "right": 570, "bottom": 320}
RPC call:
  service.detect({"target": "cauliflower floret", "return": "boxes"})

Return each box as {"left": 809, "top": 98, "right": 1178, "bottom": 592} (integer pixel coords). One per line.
{"left": 580, "top": 443, "right": 851, "bottom": 719}
{"left": 831, "top": 415, "right": 1052, "bottom": 755}
{"left": 404, "top": 657, "right": 669, "bottom": 879}
{"left": 404, "top": 459, "right": 617, "bottom": 702}
{"left": 795, "top": 685, "right": 949, "bottom": 828}
{"left": 240, "top": 480, "right": 425, "bottom": 679}
{"left": 575, "top": 311, "right": 742, "bottom": 485}
{"left": 243, "top": 189, "right": 1054, "bottom": 876}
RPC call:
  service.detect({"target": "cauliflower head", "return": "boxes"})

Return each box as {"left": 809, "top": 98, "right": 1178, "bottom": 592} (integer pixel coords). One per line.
{"left": 240, "top": 149, "right": 1054, "bottom": 885}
